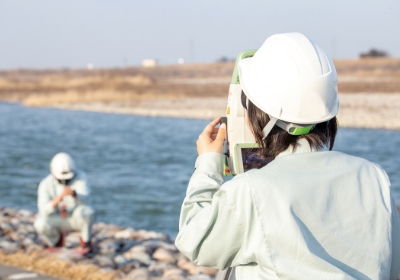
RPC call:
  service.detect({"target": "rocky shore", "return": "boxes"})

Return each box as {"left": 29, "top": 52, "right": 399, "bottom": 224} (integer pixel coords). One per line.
{"left": 0, "top": 207, "right": 217, "bottom": 280}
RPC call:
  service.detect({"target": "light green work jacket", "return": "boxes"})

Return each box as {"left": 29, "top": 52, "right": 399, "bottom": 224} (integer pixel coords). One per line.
{"left": 175, "top": 140, "right": 400, "bottom": 280}
{"left": 37, "top": 170, "right": 90, "bottom": 217}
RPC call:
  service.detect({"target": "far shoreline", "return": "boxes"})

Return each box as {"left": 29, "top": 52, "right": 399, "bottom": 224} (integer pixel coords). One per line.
{"left": 21, "top": 92, "right": 400, "bottom": 131}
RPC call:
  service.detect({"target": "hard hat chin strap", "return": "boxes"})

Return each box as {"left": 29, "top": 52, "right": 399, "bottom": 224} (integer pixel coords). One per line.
{"left": 276, "top": 120, "right": 314, "bottom": 135}
{"left": 262, "top": 117, "right": 314, "bottom": 139}
{"left": 262, "top": 116, "right": 278, "bottom": 140}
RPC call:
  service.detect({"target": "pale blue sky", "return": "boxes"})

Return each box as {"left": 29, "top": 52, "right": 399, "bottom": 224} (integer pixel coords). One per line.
{"left": 0, "top": 0, "right": 399, "bottom": 69}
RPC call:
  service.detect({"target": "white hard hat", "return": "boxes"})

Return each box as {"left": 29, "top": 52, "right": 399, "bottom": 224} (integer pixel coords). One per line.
{"left": 238, "top": 32, "right": 339, "bottom": 138}
{"left": 50, "top": 153, "right": 76, "bottom": 180}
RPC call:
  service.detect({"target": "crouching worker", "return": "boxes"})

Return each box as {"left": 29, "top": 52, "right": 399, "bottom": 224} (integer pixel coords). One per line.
{"left": 34, "top": 153, "right": 95, "bottom": 250}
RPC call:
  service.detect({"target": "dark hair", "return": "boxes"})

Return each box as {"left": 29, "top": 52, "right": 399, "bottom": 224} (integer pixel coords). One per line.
{"left": 241, "top": 91, "right": 338, "bottom": 160}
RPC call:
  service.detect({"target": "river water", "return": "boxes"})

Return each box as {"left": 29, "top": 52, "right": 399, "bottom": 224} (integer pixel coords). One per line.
{"left": 0, "top": 102, "right": 399, "bottom": 237}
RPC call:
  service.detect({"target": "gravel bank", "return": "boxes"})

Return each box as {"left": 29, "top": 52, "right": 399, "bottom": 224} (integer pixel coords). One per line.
{"left": 54, "top": 93, "right": 400, "bottom": 130}
{"left": 338, "top": 93, "right": 400, "bottom": 130}
{"left": 0, "top": 207, "right": 217, "bottom": 280}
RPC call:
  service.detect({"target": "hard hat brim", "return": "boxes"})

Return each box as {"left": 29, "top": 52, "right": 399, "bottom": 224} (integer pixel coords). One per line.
{"left": 52, "top": 170, "right": 74, "bottom": 180}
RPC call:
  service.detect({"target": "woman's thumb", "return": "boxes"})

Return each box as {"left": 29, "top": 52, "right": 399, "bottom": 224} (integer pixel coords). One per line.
{"left": 216, "top": 123, "right": 226, "bottom": 142}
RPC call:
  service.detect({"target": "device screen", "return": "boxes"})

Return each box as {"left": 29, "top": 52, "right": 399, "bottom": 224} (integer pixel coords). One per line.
{"left": 241, "top": 148, "right": 270, "bottom": 172}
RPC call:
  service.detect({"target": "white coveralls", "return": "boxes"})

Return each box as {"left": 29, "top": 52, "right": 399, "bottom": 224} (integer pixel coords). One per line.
{"left": 175, "top": 139, "right": 400, "bottom": 280}
{"left": 34, "top": 170, "right": 95, "bottom": 246}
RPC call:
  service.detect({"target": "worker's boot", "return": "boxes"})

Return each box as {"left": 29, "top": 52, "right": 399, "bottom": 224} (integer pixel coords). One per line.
{"left": 80, "top": 237, "right": 92, "bottom": 249}
{"left": 54, "top": 233, "right": 64, "bottom": 248}
{"left": 80, "top": 237, "right": 94, "bottom": 258}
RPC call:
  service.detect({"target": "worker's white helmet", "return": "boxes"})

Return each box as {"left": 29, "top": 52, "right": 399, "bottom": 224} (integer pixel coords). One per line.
{"left": 50, "top": 153, "right": 76, "bottom": 180}
{"left": 239, "top": 32, "right": 339, "bottom": 138}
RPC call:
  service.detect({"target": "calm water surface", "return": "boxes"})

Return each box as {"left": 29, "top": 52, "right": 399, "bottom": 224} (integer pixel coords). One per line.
{"left": 0, "top": 102, "right": 399, "bottom": 237}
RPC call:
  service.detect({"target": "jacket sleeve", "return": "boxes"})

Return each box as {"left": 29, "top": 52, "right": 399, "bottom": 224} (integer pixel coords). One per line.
{"left": 390, "top": 195, "right": 400, "bottom": 280}
{"left": 37, "top": 179, "right": 56, "bottom": 216}
{"left": 375, "top": 163, "right": 400, "bottom": 279}
{"left": 175, "top": 152, "right": 260, "bottom": 270}
{"left": 72, "top": 171, "right": 90, "bottom": 205}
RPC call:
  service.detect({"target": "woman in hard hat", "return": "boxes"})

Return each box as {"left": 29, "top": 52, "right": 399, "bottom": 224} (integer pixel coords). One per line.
{"left": 175, "top": 33, "right": 400, "bottom": 279}
{"left": 34, "top": 153, "right": 95, "bottom": 250}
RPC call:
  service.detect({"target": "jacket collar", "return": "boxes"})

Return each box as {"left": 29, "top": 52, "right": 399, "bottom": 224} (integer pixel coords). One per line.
{"left": 275, "top": 138, "right": 321, "bottom": 159}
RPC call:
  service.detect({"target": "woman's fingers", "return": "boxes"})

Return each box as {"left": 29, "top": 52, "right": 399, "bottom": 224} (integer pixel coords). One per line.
{"left": 202, "top": 118, "right": 221, "bottom": 135}
{"left": 196, "top": 118, "right": 226, "bottom": 155}
{"left": 216, "top": 123, "right": 226, "bottom": 142}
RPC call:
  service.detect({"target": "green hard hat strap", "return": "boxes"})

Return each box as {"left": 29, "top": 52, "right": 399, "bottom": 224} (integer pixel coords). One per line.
{"left": 275, "top": 119, "right": 314, "bottom": 135}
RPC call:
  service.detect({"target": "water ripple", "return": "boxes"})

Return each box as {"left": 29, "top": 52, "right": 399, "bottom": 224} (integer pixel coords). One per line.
{"left": 0, "top": 102, "right": 399, "bottom": 237}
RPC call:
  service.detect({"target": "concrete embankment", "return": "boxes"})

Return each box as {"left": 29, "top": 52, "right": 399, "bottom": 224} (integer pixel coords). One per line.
{"left": 0, "top": 207, "right": 217, "bottom": 280}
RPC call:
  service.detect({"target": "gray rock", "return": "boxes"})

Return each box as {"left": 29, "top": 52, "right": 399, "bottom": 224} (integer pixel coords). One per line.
{"left": 152, "top": 247, "right": 177, "bottom": 264}
{"left": 148, "top": 261, "right": 175, "bottom": 274}
{"left": 21, "top": 237, "right": 35, "bottom": 247}
{"left": 0, "top": 222, "right": 14, "bottom": 234}
{"left": 114, "top": 254, "right": 128, "bottom": 268}
{"left": 91, "top": 222, "right": 121, "bottom": 243}
{"left": 187, "top": 275, "right": 213, "bottom": 280}
{"left": 126, "top": 268, "right": 151, "bottom": 279}
{"left": 16, "top": 228, "right": 29, "bottom": 237}
{"left": 163, "top": 268, "right": 187, "bottom": 280}
{"left": 131, "top": 229, "right": 169, "bottom": 242}
{"left": 36, "top": 235, "right": 50, "bottom": 247}
{"left": 18, "top": 209, "right": 34, "bottom": 218}
{"left": 119, "top": 259, "right": 141, "bottom": 273}
{"left": 126, "top": 252, "right": 152, "bottom": 266}
{"left": 10, "top": 217, "right": 20, "bottom": 226}
{"left": 114, "top": 227, "right": 135, "bottom": 239}
{"left": 65, "top": 232, "right": 81, "bottom": 248}
{"left": 91, "top": 222, "right": 107, "bottom": 233}
{"left": 0, "top": 239, "right": 18, "bottom": 253}
{"left": 121, "top": 239, "right": 139, "bottom": 252}
{"left": 97, "top": 239, "right": 120, "bottom": 255}
{"left": 24, "top": 224, "right": 36, "bottom": 234}
{"left": 176, "top": 254, "right": 217, "bottom": 276}
{"left": 95, "top": 255, "right": 116, "bottom": 269}
{"left": 0, "top": 215, "right": 10, "bottom": 223}
{"left": 141, "top": 240, "right": 177, "bottom": 254}
{"left": 2, "top": 208, "right": 17, "bottom": 217}
{"left": 124, "top": 245, "right": 152, "bottom": 258}
{"left": 8, "top": 231, "right": 21, "bottom": 242}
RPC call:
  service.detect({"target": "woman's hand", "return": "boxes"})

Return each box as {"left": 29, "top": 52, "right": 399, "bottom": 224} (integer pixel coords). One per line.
{"left": 197, "top": 118, "right": 226, "bottom": 156}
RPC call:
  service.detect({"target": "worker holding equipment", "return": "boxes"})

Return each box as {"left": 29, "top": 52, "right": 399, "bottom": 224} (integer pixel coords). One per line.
{"left": 34, "top": 153, "right": 95, "bottom": 249}
{"left": 175, "top": 33, "right": 400, "bottom": 279}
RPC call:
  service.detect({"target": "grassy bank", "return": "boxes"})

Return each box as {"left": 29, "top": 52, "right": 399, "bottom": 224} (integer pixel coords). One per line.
{"left": 1, "top": 59, "right": 399, "bottom": 106}
{"left": 1, "top": 59, "right": 400, "bottom": 130}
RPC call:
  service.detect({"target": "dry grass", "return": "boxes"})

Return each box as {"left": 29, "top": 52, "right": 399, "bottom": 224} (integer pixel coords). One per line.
{"left": 0, "top": 249, "right": 120, "bottom": 280}
{"left": 335, "top": 58, "right": 400, "bottom": 93}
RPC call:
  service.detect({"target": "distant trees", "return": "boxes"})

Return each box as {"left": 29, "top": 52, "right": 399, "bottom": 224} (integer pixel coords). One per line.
{"left": 216, "top": 56, "right": 235, "bottom": 63}
{"left": 360, "top": 49, "right": 389, "bottom": 58}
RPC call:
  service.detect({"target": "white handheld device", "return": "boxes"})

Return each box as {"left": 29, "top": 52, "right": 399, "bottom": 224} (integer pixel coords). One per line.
{"left": 222, "top": 50, "right": 270, "bottom": 176}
